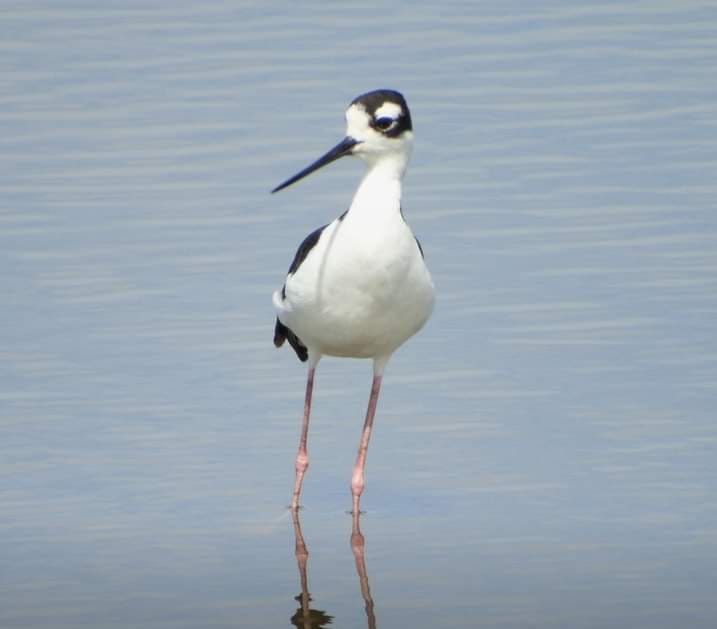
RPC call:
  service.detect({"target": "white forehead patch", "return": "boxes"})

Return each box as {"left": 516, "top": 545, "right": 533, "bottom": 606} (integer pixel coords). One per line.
{"left": 374, "top": 102, "right": 402, "bottom": 120}
{"left": 345, "top": 103, "right": 371, "bottom": 130}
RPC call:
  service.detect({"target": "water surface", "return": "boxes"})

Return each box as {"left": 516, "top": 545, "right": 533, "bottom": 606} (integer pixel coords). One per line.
{"left": 1, "top": 2, "right": 716, "bottom": 627}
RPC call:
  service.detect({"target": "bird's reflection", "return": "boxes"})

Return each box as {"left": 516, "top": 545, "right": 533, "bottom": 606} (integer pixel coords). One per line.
{"left": 350, "top": 511, "right": 377, "bottom": 629}
{"left": 290, "top": 509, "right": 377, "bottom": 628}
{"left": 290, "top": 509, "right": 333, "bottom": 628}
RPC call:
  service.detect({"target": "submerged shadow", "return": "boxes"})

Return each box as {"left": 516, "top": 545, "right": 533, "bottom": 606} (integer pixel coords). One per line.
{"left": 289, "top": 509, "right": 377, "bottom": 628}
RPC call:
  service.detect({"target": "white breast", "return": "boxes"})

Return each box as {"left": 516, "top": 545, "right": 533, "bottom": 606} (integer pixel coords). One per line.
{"left": 274, "top": 145, "right": 434, "bottom": 361}
{"left": 275, "top": 211, "right": 434, "bottom": 359}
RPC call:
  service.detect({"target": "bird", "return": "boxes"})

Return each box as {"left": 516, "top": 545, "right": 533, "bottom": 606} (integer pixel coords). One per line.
{"left": 272, "top": 89, "right": 434, "bottom": 514}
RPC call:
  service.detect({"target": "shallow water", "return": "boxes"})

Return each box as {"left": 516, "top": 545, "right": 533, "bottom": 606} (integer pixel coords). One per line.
{"left": 2, "top": 2, "right": 716, "bottom": 627}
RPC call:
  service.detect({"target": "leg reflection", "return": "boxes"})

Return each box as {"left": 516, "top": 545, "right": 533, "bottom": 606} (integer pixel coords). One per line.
{"left": 351, "top": 511, "right": 377, "bottom": 629}
{"left": 290, "top": 509, "right": 333, "bottom": 629}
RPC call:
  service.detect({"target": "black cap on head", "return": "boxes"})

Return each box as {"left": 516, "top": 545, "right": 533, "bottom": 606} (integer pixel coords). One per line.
{"left": 351, "top": 89, "right": 412, "bottom": 137}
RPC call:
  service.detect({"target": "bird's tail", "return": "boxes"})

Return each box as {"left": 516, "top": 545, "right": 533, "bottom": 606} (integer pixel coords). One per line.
{"left": 274, "top": 318, "right": 308, "bottom": 362}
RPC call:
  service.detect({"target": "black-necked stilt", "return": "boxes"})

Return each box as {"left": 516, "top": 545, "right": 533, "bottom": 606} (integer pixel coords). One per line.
{"left": 272, "top": 89, "right": 434, "bottom": 513}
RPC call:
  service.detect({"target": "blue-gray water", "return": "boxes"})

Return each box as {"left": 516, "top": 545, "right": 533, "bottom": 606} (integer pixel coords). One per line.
{"left": 1, "top": 2, "right": 716, "bottom": 627}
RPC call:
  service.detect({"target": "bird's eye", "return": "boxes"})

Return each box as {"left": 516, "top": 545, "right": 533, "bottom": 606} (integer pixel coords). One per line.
{"left": 375, "top": 116, "right": 395, "bottom": 130}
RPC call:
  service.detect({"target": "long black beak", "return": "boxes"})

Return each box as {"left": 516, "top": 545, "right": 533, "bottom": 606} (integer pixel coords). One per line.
{"left": 272, "top": 136, "right": 360, "bottom": 193}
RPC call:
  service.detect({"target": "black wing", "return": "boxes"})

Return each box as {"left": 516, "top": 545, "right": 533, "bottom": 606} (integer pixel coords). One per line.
{"left": 274, "top": 318, "right": 308, "bottom": 362}
{"left": 288, "top": 225, "right": 326, "bottom": 274}
{"left": 274, "top": 224, "right": 327, "bottom": 362}
{"left": 280, "top": 224, "right": 327, "bottom": 299}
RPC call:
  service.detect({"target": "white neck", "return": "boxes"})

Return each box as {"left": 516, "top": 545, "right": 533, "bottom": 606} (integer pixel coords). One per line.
{"left": 349, "top": 150, "right": 410, "bottom": 217}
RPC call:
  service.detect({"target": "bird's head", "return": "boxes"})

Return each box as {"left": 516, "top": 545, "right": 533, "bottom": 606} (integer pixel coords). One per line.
{"left": 272, "top": 89, "right": 413, "bottom": 194}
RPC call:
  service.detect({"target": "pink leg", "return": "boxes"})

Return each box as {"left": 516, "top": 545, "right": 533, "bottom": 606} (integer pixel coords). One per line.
{"left": 351, "top": 374, "right": 383, "bottom": 514}
{"left": 291, "top": 366, "right": 315, "bottom": 510}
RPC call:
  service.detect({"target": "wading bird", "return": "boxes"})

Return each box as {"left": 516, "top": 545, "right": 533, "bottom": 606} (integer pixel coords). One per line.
{"left": 272, "top": 89, "right": 434, "bottom": 513}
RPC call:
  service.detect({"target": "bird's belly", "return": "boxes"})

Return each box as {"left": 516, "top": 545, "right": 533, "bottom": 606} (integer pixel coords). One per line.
{"left": 309, "top": 281, "right": 432, "bottom": 358}
{"left": 280, "top": 235, "right": 434, "bottom": 358}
